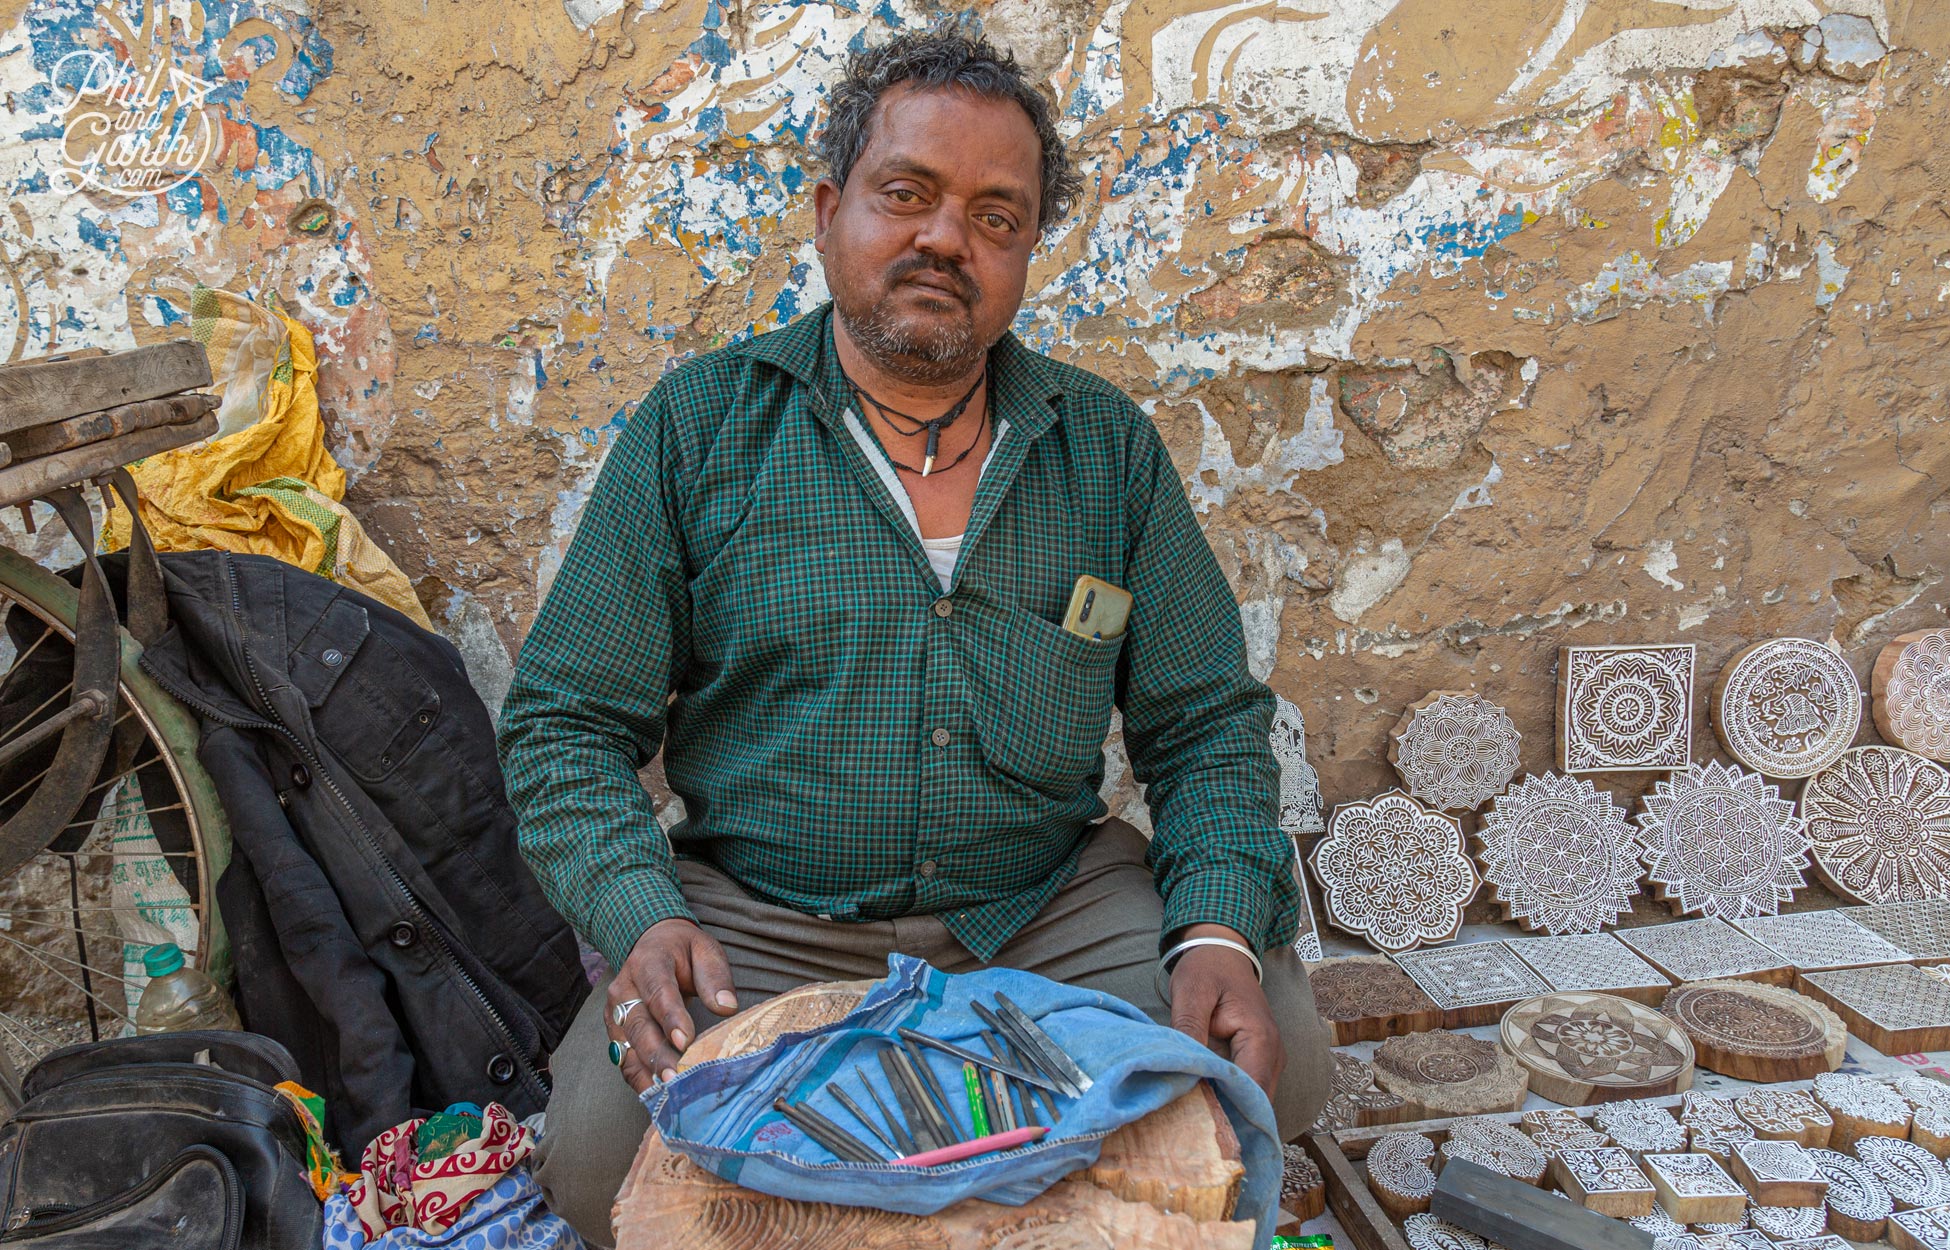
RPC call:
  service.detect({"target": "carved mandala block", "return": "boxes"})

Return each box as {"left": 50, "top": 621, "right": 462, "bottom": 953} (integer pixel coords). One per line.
{"left": 1875, "top": 628, "right": 1950, "bottom": 763}
{"left": 1802, "top": 746, "right": 1950, "bottom": 905}
{"left": 1712, "top": 638, "right": 1864, "bottom": 779}
{"left": 1477, "top": 773, "right": 1641, "bottom": 934}
{"left": 1309, "top": 791, "right": 1478, "bottom": 953}
{"left": 1371, "top": 1028, "right": 1530, "bottom": 1119}
{"left": 1636, "top": 761, "right": 1811, "bottom": 921}
{"left": 1658, "top": 979, "right": 1846, "bottom": 1083}
{"left": 1558, "top": 643, "right": 1696, "bottom": 774}
{"left": 1389, "top": 691, "right": 1523, "bottom": 812}
{"left": 1501, "top": 991, "right": 1695, "bottom": 1106}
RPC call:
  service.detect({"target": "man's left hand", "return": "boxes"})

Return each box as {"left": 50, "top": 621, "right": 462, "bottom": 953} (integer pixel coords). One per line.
{"left": 1168, "top": 923, "right": 1283, "bottom": 1096}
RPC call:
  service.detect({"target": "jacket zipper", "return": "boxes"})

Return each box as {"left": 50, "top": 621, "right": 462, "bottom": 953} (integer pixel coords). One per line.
{"left": 139, "top": 553, "right": 547, "bottom": 1101}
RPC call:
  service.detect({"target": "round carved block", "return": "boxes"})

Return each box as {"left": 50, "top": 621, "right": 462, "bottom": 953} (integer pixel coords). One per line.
{"left": 1500, "top": 991, "right": 1695, "bottom": 1106}
{"left": 1875, "top": 628, "right": 1950, "bottom": 763}
{"left": 1476, "top": 773, "right": 1641, "bottom": 934}
{"left": 1310, "top": 791, "right": 1479, "bottom": 953}
{"left": 1371, "top": 1028, "right": 1528, "bottom": 1119}
{"left": 1801, "top": 746, "right": 1950, "bottom": 904}
{"left": 1636, "top": 760, "right": 1812, "bottom": 920}
{"left": 1713, "top": 637, "right": 1864, "bottom": 778}
{"left": 1389, "top": 691, "right": 1523, "bottom": 812}
{"left": 1659, "top": 979, "right": 1847, "bottom": 1082}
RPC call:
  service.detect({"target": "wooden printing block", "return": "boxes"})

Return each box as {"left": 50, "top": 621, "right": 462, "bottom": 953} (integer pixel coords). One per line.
{"left": 1891, "top": 1204, "right": 1950, "bottom": 1250}
{"left": 1438, "top": 1116, "right": 1549, "bottom": 1186}
{"left": 1690, "top": 1234, "right": 1771, "bottom": 1250}
{"left": 1658, "top": 979, "right": 1845, "bottom": 1082}
{"left": 1279, "top": 1142, "right": 1326, "bottom": 1223}
{"left": 1811, "top": 1071, "right": 1912, "bottom": 1151}
{"left": 1548, "top": 1146, "right": 1658, "bottom": 1218}
{"left": 1520, "top": 1107, "right": 1611, "bottom": 1158}
{"left": 1308, "top": 954, "right": 1443, "bottom": 1045}
{"left": 1371, "top": 1029, "right": 1529, "bottom": 1119}
{"left": 1391, "top": 942, "right": 1553, "bottom": 1029}
{"left": 1800, "top": 963, "right": 1950, "bottom": 1055}
{"left": 1500, "top": 991, "right": 1695, "bottom": 1107}
{"left": 1768, "top": 1238, "right": 1854, "bottom": 1250}
{"left": 1808, "top": 1146, "right": 1895, "bottom": 1241}
{"left": 1364, "top": 1130, "right": 1439, "bottom": 1218}
{"left": 1732, "top": 1087, "right": 1833, "bottom": 1147}
{"left": 1592, "top": 1098, "right": 1689, "bottom": 1158}
{"left": 1900, "top": 1075, "right": 1950, "bottom": 1160}
{"left": 1855, "top": 1136, "right": 1950, "bottom": 1211}
{"left": 1728, "top": 1139, "right": 1829, "bottom": 1208}
{"left": 1643, "top": 1151, "right": 1749, "bottom": 1224}
{"left": 1745, "top": 1202, "right": 1829, "bottom": 1240}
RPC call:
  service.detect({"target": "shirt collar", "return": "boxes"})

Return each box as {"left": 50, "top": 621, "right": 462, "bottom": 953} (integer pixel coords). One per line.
{"left": 743, "top": 301, "right": 1066, "bottom": 440}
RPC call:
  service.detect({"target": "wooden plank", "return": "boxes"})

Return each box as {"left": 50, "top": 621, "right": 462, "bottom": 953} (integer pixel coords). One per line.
{"left": 0, "top": 412, "right": 216, "bottom": 510}
{"left": 1431, "top": 1157, "right": 1657, "bottom": 1250}
{"left": 0, "top": 342, "right": 210, "bottom": 435}
{"left": 1303, "top": 1131, "right": 1410, "bottom": 1250}
{"left": 1, "top": 392, "right": 216, "bottom": 461}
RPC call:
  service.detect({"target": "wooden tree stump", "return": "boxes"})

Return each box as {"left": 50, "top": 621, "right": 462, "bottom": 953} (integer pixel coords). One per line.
{"left": 613, "top": 981, "right": 1257, "bottom": 1249}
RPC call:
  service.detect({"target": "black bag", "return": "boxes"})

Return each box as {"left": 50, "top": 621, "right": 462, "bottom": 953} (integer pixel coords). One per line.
{"left": 0, "top": 1032, "right": 321, "bottom": 1249}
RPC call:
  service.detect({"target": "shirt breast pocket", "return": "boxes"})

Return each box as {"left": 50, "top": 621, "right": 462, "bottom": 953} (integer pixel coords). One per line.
{"left": 970, "top": 606, "right": 1125, "bottom": 799}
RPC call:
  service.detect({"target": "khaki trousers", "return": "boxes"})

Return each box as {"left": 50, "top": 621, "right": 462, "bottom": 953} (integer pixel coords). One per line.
{"left": 532, "top": 820, "right": 1333, "bottom": 1246}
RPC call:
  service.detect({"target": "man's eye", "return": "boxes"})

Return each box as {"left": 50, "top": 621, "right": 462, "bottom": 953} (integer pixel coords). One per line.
{"left": 981, "top": 214, "right": 1015, "bottom": 231}
{"left": 889, "top": 189, "right": 919, "bottom": 203}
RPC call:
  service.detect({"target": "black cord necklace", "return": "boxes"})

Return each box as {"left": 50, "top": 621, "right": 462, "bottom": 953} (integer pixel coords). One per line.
{"left": 847, "top": 361, "right": 991, "bottom": 477}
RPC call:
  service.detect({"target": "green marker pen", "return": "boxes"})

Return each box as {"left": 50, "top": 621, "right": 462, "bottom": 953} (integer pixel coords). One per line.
{"left": 962, "top": 1062, "right": 991, "bottom": 1138}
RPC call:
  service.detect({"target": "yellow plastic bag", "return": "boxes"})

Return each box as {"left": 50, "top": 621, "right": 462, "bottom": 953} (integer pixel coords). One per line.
{"left": 103, "top": 286, "right": 431, "bottom": 630}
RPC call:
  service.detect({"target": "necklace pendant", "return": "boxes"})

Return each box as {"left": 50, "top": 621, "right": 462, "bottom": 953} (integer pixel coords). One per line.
{"left": 921, "top": 422, "right": 941, "bottom": 477}
{"left": 921, "top": 453, "right": 935, "bottom": 477}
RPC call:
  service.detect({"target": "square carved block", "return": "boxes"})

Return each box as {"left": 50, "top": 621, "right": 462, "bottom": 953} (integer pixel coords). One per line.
{"left": 1557, "top": 643, "right": 1696, "bottom": 774}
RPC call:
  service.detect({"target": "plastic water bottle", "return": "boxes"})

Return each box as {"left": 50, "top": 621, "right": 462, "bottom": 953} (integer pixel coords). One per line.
{"left": 134, "top": 943, "right": 240, "bottom": 1034}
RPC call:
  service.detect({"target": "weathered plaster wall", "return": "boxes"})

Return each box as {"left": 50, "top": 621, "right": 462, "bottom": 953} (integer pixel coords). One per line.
{"left": 3, "top": 0, "right": 1946, "bottom": 838}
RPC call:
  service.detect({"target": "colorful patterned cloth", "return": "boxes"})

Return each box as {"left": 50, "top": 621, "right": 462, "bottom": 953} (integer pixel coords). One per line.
{"left": 344, "top": 1103, "right": 536, "bottom": 1238}
{"left": 322, "top": 1170, "right": 583, "bottom": 1250}
{"left": 274, "top": 1080, "right": 353, "bottom": 1201}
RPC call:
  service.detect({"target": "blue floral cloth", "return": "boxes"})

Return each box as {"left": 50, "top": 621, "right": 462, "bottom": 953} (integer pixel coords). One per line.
{"left": 644, "top": 954, "right": 1281, "bottom": 1250}
{"left": 321, "top": 1170, "right": 584, "bottom": 1250}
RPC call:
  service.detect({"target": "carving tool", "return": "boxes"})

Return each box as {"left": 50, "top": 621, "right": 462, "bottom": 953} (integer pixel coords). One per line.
{"left": 773, "top": 1098, "right": 881, "bottom": 1163}
{"left": 995, "top": 992, "right": 1094, "bottom": 1093}
{"left": 896, "top": 1028, "right": 1063, "bottom": 1092}
{"left": 899, "top": 1035, "right": 972, "bottom": 1140}
{"left": 856, "top": 1065, "right": 917, "bottom": 1156}
{"left": 979, "top": 1030, "right": 1020, "bottom": 1130}
{"left": 986, "top": 1066, "right": 1015, "bottom": 1133}
{"left": 878, "top": 1048, "right": 944, "bottom": 1153}
{"left": 972, "top": 999, "right": 1080, "bottom": 1100}
{"left": 892, "top": 1043, "right": 960, "bottom": 1147}
{"left": 828, "top": 1082, "right": 899, "bottom": 1156}
{"left": 893, "top": 1125, "right": 1049, "bottom": 1167}
{"left": 980, "top": 1015, "right": 1060, "bottom": 1123}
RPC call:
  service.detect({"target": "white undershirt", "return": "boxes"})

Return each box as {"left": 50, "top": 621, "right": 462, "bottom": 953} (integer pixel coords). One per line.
{"left": 844, "top": 409, "right": 1010, "bottom": 592}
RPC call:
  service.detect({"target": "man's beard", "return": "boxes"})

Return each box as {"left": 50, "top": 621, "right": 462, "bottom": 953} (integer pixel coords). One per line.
{"left": 835, "top": 260, "right": 992, "bottom": 385}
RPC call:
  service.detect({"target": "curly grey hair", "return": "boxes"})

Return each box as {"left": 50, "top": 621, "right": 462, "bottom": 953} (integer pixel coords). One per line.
{"left": 817, "top": 28, "right": 1083, "bottom": 238}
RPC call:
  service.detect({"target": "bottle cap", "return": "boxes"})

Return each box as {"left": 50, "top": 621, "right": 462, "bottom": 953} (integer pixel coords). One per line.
{"left": 143, "top": 943, "right": 185, "bottom": 977}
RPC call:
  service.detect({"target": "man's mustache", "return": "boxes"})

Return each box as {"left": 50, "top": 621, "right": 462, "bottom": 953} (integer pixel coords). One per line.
{"left": 886, "top": 257, "right": 980, "bottom": 304}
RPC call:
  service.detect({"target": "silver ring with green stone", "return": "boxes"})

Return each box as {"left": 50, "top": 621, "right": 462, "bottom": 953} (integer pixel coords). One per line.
{"left": 608, "top": 1039, "right": 631, "bottom": 1066}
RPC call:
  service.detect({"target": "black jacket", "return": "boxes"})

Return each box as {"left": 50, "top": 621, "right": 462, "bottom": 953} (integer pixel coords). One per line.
{"left": 131, "top": 551, "right": 588, "bottom": 1155}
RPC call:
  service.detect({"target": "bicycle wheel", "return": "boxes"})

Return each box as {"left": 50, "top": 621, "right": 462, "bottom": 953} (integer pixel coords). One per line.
{"left": 0, "top": 545, "right": 229, "bottom": 1082}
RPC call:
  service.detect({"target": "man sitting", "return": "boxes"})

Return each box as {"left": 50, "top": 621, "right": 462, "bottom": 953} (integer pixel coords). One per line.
{"left": 498, "top": 28, "right": 1332, "bottom": 1242}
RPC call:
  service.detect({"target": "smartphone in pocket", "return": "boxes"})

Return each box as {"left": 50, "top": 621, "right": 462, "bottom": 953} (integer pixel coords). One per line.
{"left": 1062, "top": 575, "right": 1133, "bottom": 640}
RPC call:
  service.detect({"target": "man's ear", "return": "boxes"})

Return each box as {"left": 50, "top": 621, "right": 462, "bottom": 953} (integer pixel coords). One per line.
{"left": 812, "top": 177, "right": 843, "bottom": 255}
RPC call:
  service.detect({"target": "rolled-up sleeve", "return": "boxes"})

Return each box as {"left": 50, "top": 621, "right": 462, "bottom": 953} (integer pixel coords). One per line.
{"left": 1115, "top": 412, "right": 1300, "bottom": 955}
{"left": 497, "top": 389, "right": 695, "bottom": 969}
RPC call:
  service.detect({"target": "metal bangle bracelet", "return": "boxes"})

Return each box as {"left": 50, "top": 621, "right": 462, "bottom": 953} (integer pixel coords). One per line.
{"left": 1160, "top": 935, "right": 1264, "bottom": 986}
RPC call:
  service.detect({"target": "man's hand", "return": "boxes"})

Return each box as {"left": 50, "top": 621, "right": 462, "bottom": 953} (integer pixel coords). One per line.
{"left": 608, "top": 918, "right": 740, "bottom": 1093}
{"left": 1168, "top": 923, "right": 1284, "bottom": 1096}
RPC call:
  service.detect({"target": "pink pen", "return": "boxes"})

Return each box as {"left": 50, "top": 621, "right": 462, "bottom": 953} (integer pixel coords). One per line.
{"left": 892, "top": 1125, "right": 1049, "bottom": 1167}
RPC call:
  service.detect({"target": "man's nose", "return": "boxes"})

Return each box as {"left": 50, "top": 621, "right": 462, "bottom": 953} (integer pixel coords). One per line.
{"left": 911, "top": 201, "right": 974, "bottom": 267}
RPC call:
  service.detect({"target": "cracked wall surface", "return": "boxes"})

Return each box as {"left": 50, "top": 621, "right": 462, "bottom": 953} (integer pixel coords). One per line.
{"left": 3, "top": 0, "right": 1947, "bottom": 858}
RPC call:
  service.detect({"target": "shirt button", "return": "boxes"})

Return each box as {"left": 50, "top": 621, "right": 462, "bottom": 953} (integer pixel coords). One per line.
{"left": 930, "top": 728, "right": 951, "bottom": 747}
{"left": 919, "top": 860, "right": 937, "bottom": 877}
{"left": 933, "top": 599, "right": 953, "bottom": 618}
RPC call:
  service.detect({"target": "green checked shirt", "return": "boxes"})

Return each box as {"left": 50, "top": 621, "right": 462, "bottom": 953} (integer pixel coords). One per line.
{"left": 498, "top": 303, "right": 1300, "bottom": 970}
